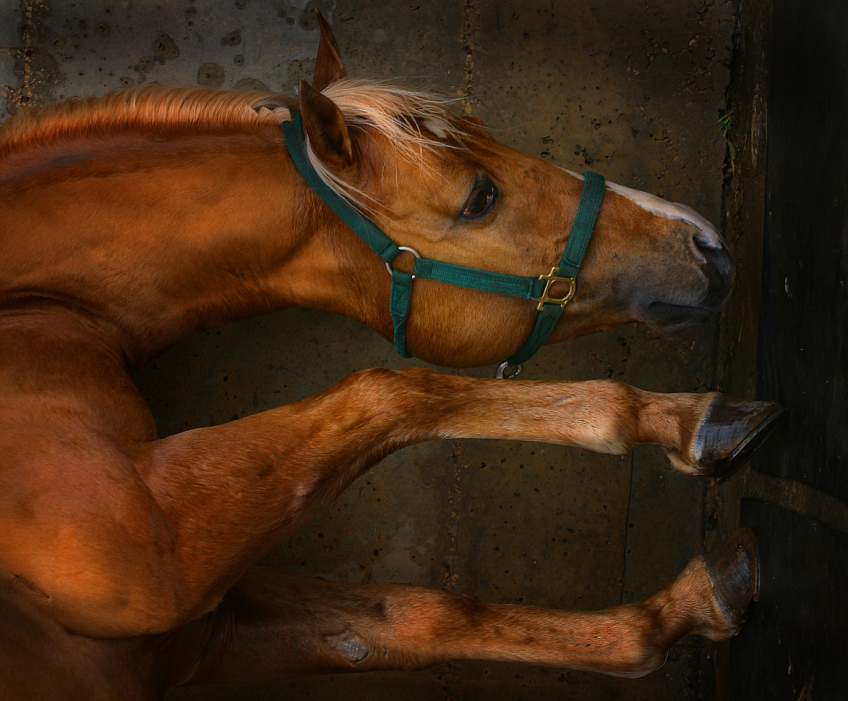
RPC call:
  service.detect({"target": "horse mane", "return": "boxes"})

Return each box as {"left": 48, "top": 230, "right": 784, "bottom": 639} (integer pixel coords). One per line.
{"left": 314, "top": 79, "right": 465, "bottom": 208}
{"left": 0, "top": 79, "right": 463, "bottom": 208}
{"left": 0, "top": 86, "right": 294, "bottom": 158}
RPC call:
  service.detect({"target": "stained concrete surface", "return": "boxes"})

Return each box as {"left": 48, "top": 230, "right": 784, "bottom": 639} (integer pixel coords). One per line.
{"left": 0, "top": 6, "right": 15, "bottom": 118}
{"left": 2, "top": 1, "right": 736, "bottom": 699}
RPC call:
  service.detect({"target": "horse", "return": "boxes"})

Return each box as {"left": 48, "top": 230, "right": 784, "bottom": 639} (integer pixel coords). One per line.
{"left": 0, "top": 14, "right": 780, "bottom": 698}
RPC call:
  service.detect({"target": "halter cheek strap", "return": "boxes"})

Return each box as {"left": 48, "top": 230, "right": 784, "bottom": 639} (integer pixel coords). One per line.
{"left": 282, "top": 109, "right": 605, "bottom": 374}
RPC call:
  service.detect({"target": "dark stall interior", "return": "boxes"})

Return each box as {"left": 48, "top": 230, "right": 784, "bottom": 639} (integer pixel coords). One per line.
{"left": 725, "top": 0, "right": 848, "bottom": 699}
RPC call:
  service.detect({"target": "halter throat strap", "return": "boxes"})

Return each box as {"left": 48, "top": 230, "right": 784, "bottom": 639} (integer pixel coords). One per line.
{"left": 281, "top": 109, "right": 605, "bottom": 371}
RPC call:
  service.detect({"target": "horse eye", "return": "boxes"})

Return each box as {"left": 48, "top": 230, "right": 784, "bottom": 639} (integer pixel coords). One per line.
{"left": 461, "top": 178, "right": 498, "bottom": 219}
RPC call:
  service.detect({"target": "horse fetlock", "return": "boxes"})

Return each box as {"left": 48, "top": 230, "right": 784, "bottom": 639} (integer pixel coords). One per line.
{"left": 619, "top": 644, "right": 669, "bottom": 679}
{"left": 668, "top": 529, "right": 759, "bottom": 643}
{"left": 605, "top": 624, "right": 670, "bottom": 678}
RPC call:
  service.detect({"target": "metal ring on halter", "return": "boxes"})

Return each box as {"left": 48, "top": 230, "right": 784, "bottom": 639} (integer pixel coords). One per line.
{"left": 495, "top": 361, "right": 523, "bottom": 380}
{"left": 385, "top": 246, "right": 421, "bottom": 277}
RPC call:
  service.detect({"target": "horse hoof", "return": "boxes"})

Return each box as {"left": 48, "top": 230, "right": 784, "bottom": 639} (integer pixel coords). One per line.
{"left": 692, "top": 396, "right": 785, "bottom": 482}
{"left": 703, "top": 528, "right": 760, "bottom": 635}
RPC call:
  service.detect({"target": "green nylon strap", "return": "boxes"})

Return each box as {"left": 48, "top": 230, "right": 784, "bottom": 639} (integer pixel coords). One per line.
{"left": 282, "top": 111, "right": 400, "bottom": 263}
{"left": 413, "top": 258, "right": 546, "bottom": 299}
{"left": 281, "top": 109, "right": 604, "bottom": 369}
{"left": 389, "top": 270, "right": 414, "bottom": 358}
{"left": 558, "top": 171, "right": 606, "bottom": 278}
{"left": 506, "top": 170, "right": 606, "bottom": 366}
{"left": 389, "top": 257, "right": 546, "bottom": 359}
{"left": 507, "top": 304, "right": 562, "bottom": 366}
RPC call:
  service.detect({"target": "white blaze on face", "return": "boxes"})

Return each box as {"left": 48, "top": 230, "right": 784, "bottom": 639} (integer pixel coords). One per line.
{"left": 563, "top": 169, "right": 726, "bottom": 251}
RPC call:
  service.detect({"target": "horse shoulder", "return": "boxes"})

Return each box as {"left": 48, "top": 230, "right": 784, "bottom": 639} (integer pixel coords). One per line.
{"left": 0, "top": 309, "right": 197, "bottom": 638}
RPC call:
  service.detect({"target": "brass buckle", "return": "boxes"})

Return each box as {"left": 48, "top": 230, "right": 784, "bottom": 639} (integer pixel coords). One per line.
{"left": 534, "top": 267, "right": 576, "bottom": 311}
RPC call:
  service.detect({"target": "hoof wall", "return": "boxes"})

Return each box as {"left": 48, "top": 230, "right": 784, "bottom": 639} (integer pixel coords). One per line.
{"left": 693, "top": 398, "right": 785, "bottom": 483}
{"left": 703, "top": 528, "right": 760, "bottom": 631}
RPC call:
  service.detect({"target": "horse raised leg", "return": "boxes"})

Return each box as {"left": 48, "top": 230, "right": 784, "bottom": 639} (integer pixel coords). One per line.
{"left": 173, "top": 529, "right": 758, "bottom": 684}
{"left": 0, "top": 332, "right": 772, "bottom": 695}
{"left": 0, "top": 312, "right": 777, "bottom": 668}
{"left": 127, "top": 368, "right": 778, "bottom": 637}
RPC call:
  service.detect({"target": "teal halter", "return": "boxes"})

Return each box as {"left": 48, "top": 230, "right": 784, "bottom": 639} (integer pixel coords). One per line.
{"left": 282, "top": 110, "right": 605, "bottom": 376}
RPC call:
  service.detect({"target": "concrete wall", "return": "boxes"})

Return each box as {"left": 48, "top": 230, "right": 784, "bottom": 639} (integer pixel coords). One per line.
{"left": 2, "top": 1, "right": 735, "bottom": 698}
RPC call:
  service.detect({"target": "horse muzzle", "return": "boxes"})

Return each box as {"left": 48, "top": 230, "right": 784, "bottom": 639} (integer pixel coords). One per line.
{"left": 635, "top": 220, "right": 737, "bottom": 332}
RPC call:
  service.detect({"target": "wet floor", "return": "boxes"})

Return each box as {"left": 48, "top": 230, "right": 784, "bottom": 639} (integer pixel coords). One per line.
{"left": 2, "top": 1, "right": 736, "bottom": 698}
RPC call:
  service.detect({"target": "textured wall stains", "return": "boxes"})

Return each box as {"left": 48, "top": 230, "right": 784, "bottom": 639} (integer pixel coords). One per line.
{"left": 1, "top": 0, "right": 329, "bottom": 106}
{"left": 196, "top": 60, "right": 224, "bottom": 86}
{"left": 0, "top": 3, "right": 18, "bottom": 117}
{"left": 4, "top": 0, "right": 63, "bottom": 113}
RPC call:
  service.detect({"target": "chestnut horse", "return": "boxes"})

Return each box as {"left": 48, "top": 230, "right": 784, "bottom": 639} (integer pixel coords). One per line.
{"left": 0, "top": 16, "right": 779, "bottom": 699}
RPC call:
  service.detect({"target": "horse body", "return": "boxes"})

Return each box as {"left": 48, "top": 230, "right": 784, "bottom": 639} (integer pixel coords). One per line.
{"left": 0, "top": 16, "right": 775, "bottom": 697}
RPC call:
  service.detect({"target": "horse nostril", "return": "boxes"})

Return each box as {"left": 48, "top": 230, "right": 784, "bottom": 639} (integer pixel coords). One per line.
{"left": 688, "top": 223, "right": 735, "bottom": 282}
{"left": 694, "top": 228, "right": 717, "bottom": 248}
{"left": 700, "top": 239, "right": 737, "bottom": 285}
{"left": 693, "top": 226, "right": 725, "bottom": 251}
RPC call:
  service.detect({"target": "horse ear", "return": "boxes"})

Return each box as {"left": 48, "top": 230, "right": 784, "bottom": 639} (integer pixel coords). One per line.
{"left": 298, "top": 80, "right": 354, "bottom": 168}
{"left": 313, "top": 10, "right": 346, "bottom": 92}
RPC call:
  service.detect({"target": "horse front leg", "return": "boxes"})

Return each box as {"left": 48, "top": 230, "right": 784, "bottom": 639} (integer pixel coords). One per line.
{"left": 173, "top": 529, "right": 758, "bottom": 685}
{"left": 136, "top": 368, "right": 778, "bottom": 622}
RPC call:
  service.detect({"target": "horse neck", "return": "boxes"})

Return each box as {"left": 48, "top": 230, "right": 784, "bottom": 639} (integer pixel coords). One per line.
{"left": 0, "top": 127, "right": 390, "bottom": 365}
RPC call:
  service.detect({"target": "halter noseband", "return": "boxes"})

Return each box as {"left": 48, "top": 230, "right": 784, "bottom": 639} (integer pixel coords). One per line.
{"left": 282, "top": 110, "right": 605, "bottom": 377}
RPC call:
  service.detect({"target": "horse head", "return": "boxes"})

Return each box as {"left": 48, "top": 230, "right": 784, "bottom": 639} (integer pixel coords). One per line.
{"left": 293, "top": 13, "right": 735, "bottom": 369}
